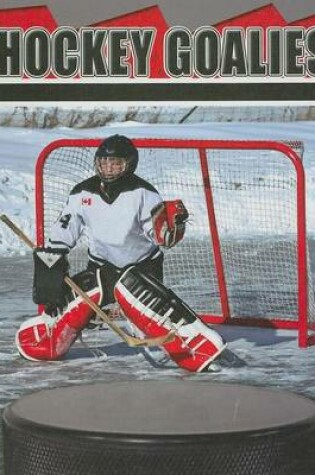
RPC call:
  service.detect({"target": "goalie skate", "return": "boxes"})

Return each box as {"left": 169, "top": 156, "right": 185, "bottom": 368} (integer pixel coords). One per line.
{"left": 114, "top": 267, "right": 226, "bottom": 372}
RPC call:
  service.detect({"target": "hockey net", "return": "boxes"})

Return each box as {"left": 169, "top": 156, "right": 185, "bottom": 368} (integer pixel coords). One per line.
{"left": 35, "top": 138, "right": 315, "bottom": 347}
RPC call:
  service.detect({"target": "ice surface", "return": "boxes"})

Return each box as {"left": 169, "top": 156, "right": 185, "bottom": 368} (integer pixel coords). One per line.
{"left": 1, "top": 120, "right": 315, "bottom": 473}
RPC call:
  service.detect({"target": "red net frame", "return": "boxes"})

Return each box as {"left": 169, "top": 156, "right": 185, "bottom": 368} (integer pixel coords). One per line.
{"left": 35, "top": 138, "right": 314, "bottom": 348}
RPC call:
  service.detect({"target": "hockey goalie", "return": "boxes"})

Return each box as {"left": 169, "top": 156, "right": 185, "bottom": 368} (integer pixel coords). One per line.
{"left": 15, "top": 134, "right": 226, "bottom": 372}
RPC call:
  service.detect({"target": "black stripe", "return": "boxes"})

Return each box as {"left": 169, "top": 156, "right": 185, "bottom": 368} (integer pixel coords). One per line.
{"left": 71, "top": 175, "right": 158, "bottom": 194}
{"left": 88, "top": 250, "right": 107, "bottom": 265}
{"left": 71, "top": 176, "right": 100, "bottom": 195}
{"left": 0, "top": 83, "right": 313, "bottom": 101}
{"left": 49, "top": 240, "right": 72, "bottom": 249}
{"left": 88, "top": 247, "right": 162, "bottom": 268}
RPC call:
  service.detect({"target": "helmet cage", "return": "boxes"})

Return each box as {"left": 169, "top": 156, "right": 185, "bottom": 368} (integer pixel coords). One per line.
{"left": 94, "top": 135, "right": 139, "bottom": 183}
{"left": 95, "top": 156, "right": 128, "bottom": 183}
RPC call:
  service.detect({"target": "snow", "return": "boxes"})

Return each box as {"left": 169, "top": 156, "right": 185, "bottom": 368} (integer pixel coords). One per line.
{"left": 1, "top": 119, "right": 315, "bottom": 472}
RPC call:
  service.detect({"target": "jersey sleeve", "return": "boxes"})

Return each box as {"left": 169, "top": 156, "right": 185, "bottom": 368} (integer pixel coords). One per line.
{"left": 140, "top": 189, "right": 163, "bottom": 241}
{"left": 48, "top": 193, "right": 84, "bottom": 251}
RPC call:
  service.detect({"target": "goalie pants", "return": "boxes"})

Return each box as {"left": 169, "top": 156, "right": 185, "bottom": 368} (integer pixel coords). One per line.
{"left": 87, "top": 251, "right": 164, "bottom": 307}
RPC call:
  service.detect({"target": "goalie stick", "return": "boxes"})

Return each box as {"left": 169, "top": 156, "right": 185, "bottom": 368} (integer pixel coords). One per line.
{"left": 0, "top": 214, "right": 175, "bottom": 348}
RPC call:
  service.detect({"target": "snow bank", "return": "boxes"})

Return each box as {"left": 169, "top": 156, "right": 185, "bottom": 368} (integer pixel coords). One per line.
{"left": 0, "top": 105, "right": 311, "bottom": 128}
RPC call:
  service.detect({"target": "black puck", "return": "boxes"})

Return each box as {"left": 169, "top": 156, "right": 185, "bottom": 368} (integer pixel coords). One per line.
{"left": 3, "top": 381, "right": 315, "bottom": 474}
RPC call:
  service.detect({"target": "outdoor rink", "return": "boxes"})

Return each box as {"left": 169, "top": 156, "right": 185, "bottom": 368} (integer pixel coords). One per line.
{"left": 2, "top": 254, "right": 315, "bottom": 473}
{"left": 2, "top": 116, "right": 315, "bottom": 472}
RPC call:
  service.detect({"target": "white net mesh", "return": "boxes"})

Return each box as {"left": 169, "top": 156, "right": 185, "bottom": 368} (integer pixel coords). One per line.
{"left": 38, "top": 139, "right": 315, "bottom": 329}
{"left": 205, "top": 148, "right": 313, "bottom": 322}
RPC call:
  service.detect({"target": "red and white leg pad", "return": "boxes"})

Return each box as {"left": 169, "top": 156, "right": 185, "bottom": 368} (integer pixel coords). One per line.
{"left": 16, "top": 286, "right": 102, "bottom": 361}
{"left": 114, "top": 267, "right": 226, "bottom": 372}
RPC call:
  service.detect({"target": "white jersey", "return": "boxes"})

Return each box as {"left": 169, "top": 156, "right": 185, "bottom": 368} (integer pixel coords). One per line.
{"left": 49, "top": 174, "right": 163, "bottom": 268}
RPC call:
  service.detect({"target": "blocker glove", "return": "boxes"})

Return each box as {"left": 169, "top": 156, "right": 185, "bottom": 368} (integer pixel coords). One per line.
{"left": 151, "top": 199, "right": 189, "bottom": 248}
{"left": 32, "top": 247, "right": 69, "bottom": 307}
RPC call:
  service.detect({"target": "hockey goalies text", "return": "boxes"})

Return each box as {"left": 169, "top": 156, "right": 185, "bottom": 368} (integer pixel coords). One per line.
{"left": 1, "top": 26, "right": 315, "bottom": 78}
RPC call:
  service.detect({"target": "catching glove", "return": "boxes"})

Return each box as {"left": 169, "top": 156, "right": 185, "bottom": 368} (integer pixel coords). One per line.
{"left": 151, "top": 199, "right": 189, "bottom": 248}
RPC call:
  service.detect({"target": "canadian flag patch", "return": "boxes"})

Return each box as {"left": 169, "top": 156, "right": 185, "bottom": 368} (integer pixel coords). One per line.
{"left": 82, "top": 197, "right": 92, "bottom": 206}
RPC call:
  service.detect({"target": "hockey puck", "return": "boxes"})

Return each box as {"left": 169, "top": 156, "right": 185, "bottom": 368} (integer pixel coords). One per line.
{"left": 3, "top": 381, "right": 315, "bottom": 474}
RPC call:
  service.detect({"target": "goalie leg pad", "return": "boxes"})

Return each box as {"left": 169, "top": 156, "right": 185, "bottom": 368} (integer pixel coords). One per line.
{"left": 16, "top": 272, "right": 103, "bottom": 361}
{"left": 114, "top": 267, "right": 226, "bottom": 372}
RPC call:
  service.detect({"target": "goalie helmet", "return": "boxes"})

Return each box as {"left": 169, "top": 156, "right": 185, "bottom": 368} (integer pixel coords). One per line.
{"left": 94, "top": 134, "right": 139, "bottom": 183}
